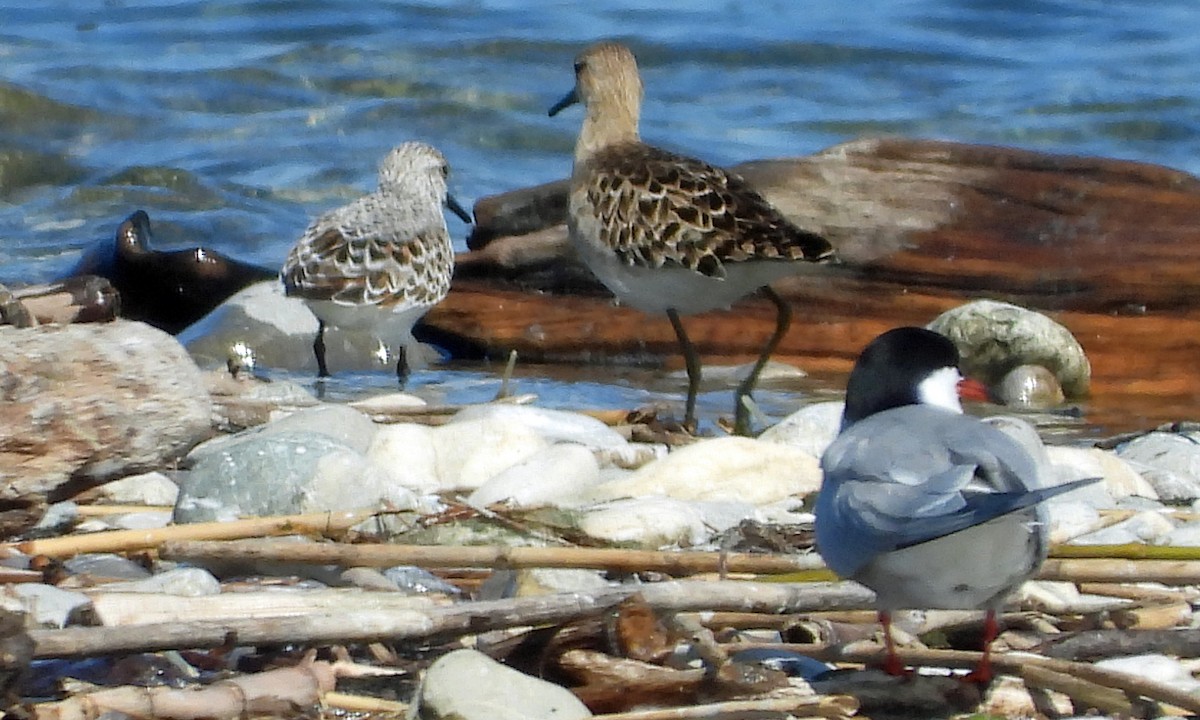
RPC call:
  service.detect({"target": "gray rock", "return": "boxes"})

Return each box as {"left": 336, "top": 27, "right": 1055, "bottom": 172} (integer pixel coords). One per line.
{"left": 63, "top": 553, "right": 153, "bottom": 581}
{"left": 180, "top": 280, "right": 440, "bottom": 373}
{"left": 176, "top": 430, "right": 414, "bottom": 523}
{"left": 759, "top": 401, "right": 844, "bottom": 458}
{"left": 7, "top": 584, "right": 91, "bottom": 628}
{"left": 1115, "top": 432, "right": 1200, "bottom": 502}
{"left": 449, "top": 404, "right": 629, "bottom": 450}
{"left": 100, "top": 567, "right": 220, "bottom": 596}
{"left": 0, "top": 320, "right": 212, "bottom": 534}
{"left": 927, "top": 300, "right": 1090, "bottom": 397}
{"left": 416, "top": 648, "right": 592, "bottom": 720}
{"left": 187, "top": 403, "right": 378, "bottom": 460}
{"left": 94, "top": 471, "right": 180, "bottom": 506}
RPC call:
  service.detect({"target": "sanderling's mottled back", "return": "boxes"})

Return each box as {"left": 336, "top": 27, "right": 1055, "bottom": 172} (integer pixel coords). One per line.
{"left": 549, "top": 41, "right": 835, "bottom": 434}
{"left": 281, "top": 142, "right": 470, "bottom": 378}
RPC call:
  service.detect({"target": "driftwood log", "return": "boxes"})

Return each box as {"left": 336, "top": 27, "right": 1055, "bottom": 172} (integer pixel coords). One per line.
{"left": 429, "top": 137, "right": 1200, "bottom": 432}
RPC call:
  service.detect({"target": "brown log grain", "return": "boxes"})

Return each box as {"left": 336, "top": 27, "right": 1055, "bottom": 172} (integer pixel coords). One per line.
{"left": 433, "top": 138, "right": 1200, "bottom": 432}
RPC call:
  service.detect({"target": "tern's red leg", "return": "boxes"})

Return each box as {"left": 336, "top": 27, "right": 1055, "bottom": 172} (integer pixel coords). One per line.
{"left": 963, "top": 609, "right": 999, "bottom": 685}
{"left": 878, "top": 610, "right": 909, "bottom": 677}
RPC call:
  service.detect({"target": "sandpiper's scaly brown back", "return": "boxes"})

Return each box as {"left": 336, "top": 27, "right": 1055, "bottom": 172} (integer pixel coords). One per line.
{"left": 281, "top": 141, "right": 471, "bottom": 378}
{"left": 549, "top": 41, "right": 834, "bottom": 434}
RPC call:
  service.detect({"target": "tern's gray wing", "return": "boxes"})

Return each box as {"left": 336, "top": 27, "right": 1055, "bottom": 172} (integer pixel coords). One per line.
{"left": 815, "top": 406, "right": 1088, "bottom": 578}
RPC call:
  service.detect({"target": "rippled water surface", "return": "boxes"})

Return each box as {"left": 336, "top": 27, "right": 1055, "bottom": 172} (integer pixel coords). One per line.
{"left": 2, "top": 1, "right": 1197, "bottom": 431}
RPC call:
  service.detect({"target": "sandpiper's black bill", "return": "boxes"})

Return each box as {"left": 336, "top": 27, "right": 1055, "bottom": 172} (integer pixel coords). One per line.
{"left": 548, "top": 88, "right": 579, "bottom": 117}
{"left": 445, "top": 192, "right": 472, "bottom": 224}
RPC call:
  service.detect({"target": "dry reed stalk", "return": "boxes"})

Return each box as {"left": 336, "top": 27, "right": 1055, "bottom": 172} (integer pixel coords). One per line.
{"left": 8, "top": 510, "right": 382, "bottom": 557}
{"left": 159, "top": 539, "right": 829, "bottom": 575}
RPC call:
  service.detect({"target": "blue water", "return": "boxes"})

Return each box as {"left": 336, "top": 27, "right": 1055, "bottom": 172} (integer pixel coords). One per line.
{"left": 2, "top": 0, "right": 1197, "bottom": 283}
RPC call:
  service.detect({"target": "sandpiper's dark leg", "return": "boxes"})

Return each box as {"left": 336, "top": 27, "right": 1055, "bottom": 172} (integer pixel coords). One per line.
{"left": 395, "top": 345, "right": 409, "bottom": 384}
{"left": 314, "top": 320, "right": 330, "bottom": 378}
{"left": 733, "top": 286, "right": 791, "bottom": 436}
{"left": 667, "top": 308, "right": 700, "bottom": 431}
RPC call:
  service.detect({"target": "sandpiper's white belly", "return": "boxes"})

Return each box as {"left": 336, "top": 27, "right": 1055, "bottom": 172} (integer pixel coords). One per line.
{"left": 569, "top": 208, "right": 802, "bottom": 316}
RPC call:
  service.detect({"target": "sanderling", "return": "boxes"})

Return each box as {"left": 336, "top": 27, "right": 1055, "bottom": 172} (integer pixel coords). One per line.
{"left": 550, "top": 41, "right": 835, "bottom": 434}
{"left": 281, "top": 141, "right": 470, "bottom": 378}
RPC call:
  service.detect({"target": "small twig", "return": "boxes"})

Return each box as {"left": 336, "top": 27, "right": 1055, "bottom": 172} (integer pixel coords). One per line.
{"left": 494, "top": 348, "right": 519, "bottom": 400}
{"left": 1051, "top": 543, "right": 1200, "bottom": 561}
{"left": 323, "top": 691, "right": 407, "bottom": 715}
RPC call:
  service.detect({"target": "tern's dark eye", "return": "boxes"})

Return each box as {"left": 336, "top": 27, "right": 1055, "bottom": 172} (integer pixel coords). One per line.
{"left": 441, "top": 164, "right": 450, "bottom": 178}
{"left": 573, "top": 61, "right": 584, "bottom": 75}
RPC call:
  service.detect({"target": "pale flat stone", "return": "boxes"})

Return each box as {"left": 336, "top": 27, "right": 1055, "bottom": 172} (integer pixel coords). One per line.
{"left": 1070, "top": 509, "right": 1176, "bottom": 545}
{"left": 449, "top": 403, "right": 628, "bottom": 450}
{"left": 98, "top": 567, "right": 220, "bottom": 596}
{"left": 467, "top": 444, "right": 601, "bottom": 509}
{"left": 1116, "top": 432, "right": 1200, "bottom": 502}
{"left": 417, "top": 648, "right": 592, "bottom": 720}
{"left": 1095, "top": 654, "right": 1200, "bottom": 693}
{"left": 758, "top": 401, "right": 844, "bottom": 458}
{"left": 588, "top": 436, "right": 820, "bottom": 505}
{"left": 579, "top": 496, "right": 753, "bottom": 547}
{"left": 1044, "top": 446, "right": 1157, "bottom": 502}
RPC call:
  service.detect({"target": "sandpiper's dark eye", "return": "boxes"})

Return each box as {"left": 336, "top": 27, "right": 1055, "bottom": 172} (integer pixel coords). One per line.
{"left": 441, "top": 164, "right": 450, "bottom": 178}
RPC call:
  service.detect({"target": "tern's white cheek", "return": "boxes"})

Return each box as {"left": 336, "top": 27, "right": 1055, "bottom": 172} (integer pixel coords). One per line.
{"left": 917, "top": 367, "right": 964, "bottom": 414}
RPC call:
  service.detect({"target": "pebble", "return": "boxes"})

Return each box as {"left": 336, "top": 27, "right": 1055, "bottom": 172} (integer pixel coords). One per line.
{"left": 90, "top": 471, "right": 180, "bottom": 506}
{"left": 1044, "top": 446, "right": 1157, "bottom": 501}
{"left": 927, "top": 299, "right": 1091, "bottom": 397}
{"left": 416, "top": 648, "right": 592, "bottom": 720}
{"left": 1115, "top": 431, "right": 1200, "bottom": 502}
{"left": 62, "top": 553, "right": 152, "bottom": 581}
{"left": 467, "top": 443, "right": 602, "bottom": 509}
{"left": 994, "top": 364, "right": 1065, "bottom": 408}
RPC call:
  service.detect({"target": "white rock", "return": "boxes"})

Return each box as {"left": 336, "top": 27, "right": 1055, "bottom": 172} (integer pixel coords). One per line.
{"left": 350, "top": 392, "right": 428, "bottom": 414}
{"left": 366, "top": 423, "right": 440, "bottom": 495}
{"left": 1069, "top": 510, "right": 1176, "bottom": 546}
{"left": 95, "top": 471, "right": 180, "bottom": 506}
{"left": 579, "top": 497, "right": 752, "bottom": 547}
{"left": 513, "top": 568, "right": 613, "bottom": 596}
{"left": 468, "top": 444, "right": 602, "bottom": 509}
{"left": 1164, "top": 521, "right": 1200, "bottom": 547}
{"left": 1116, "top": 432, "right": 1200, "bottom": 502}
{"left": 450, "top": 403, "right": 628, "bottom": 450}
{"left": 430, "top": 416, "right": 550, "bottom": 491}
{"left": 308, "top": 448, "right": 419, "bottom": 513}
{"left": 758, "top": 401, "right": 843, "bottom": 458}
{"left": 98, "top": 567, "right": 221, "bottom": 596}
{"left": 1094, "top": 654, "right": 1200, "bottom": 693}
{"left": 1044, "top": 446, "right": 1156, "bottom": 502}
{"left": 1042, "top": 501, "right": 1103, "bottom": 545}
{"left": 5, "top": 584, "right": 91, "bottom": 628}
{"left": 109, "top": 510, "right": 174, "bottom": 530}
{"left": 1017, "top": 580, "right": 1131, "bottom": 614}
{"left": 588, "top": 437, "right": 820, "bottom": 505}
{"left": 417, "top": 648, "right": 592, "bottom": 720}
